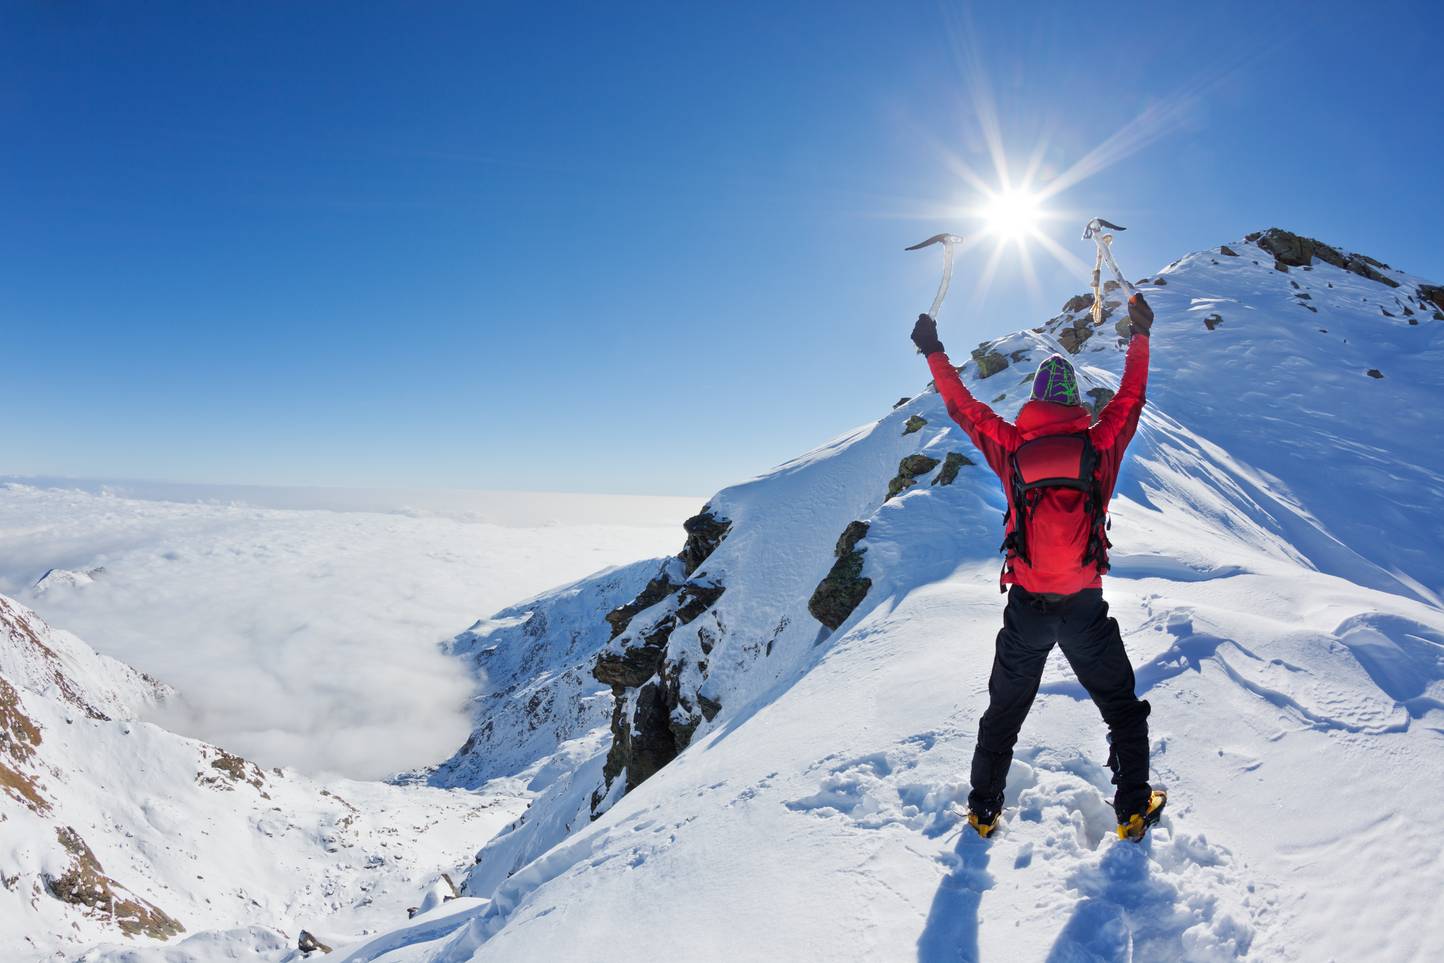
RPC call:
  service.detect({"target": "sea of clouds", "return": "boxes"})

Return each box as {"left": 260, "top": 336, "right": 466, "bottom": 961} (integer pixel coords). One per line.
{"left": 0, "top": 481, "right": 697, "bottom": 780}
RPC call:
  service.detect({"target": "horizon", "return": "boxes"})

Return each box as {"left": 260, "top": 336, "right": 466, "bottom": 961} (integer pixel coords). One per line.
{"left": 5, "top": 1, "right": 1442, "bottom": 496}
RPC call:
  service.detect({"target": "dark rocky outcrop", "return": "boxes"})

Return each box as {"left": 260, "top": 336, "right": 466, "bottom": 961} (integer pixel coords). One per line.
{"left": 594, "top": 509, "right": 733, "bottom": 807}
{"left": 808, "top": 522, "right": 872, "bottom": 630}
{"left": 674, "top": 581, "right": 725, "bottom": 625}
{"left": 1220, "top": 245, "right": 1239, "bottom": 256}
{"left": 1059, "top": 325, "right": 1093, "bottom": 353}
{"left": 1086, "top": 387, "right": 1116, "bottom": 422}
{"left": 1366, "top": 369, "right": 1384, "bottom": 379}
{"left": 887, "top": 454, "right": 941, "bottom": 500}
{"left": 903, "top": 414, "right": 928, "bottom": 436}
{"left": 0, "top": 676, "right": 47, "bottom": 815}
{"left": 201, "top": 748, "right": 266, "bottom": 791}
{"left": 1062, "top": 293, "right": 1094, "bottom": 315}
{"left": 1417, "top": 284, "right": 1444, "bottom": 314}
{"left": 1204, "top": 313, "right": 1224, "bottom": 331}
{"left": 1247, "top": 228, "right": 1399, "bottom": 287}
{"left": 893, "top": 396, "right": 912, "bottom": 409}
{"left": 299, "top": 930, "right": 333, "bottom": 954}
{"left": 931, "top": 452, "right": 974, "bottom": 487}
{"left": 679, "top": 511, "right": 731, "bottom": 576}
{"left": 972, "top": 347, "right": 1009, "bottom": 378}
{"left": 604, "top": 569, "right": 678, "bottom": 638}
{"left": 47, "top": 826, "right": 184, "bottom": 939}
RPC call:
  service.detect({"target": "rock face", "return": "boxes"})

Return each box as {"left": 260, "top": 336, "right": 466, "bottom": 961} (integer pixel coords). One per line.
{"left": 46, "top": 826, "right": 184, "bottom": 940}
{"left": 807, "top": 522, "right": 872, "bottom": 630}
{"left": 298, "top": 929, "right": 333, "bottom": 954}
{"left": 886, "top": 454, "right": 941, "bottom": 500}
{"left": 902, "top": 415, "right": 928, "bottom": 436}
{"left": 931, "top": 452, "right": 974, "bottom": 487}
{"left": 1247, "top": 228, "right": 1399, "bottom": 287}
{"left": 593, "top": 511, "right": 732, "bottom": 806}
{"left": 1086, "top": 387, "right": 1116, "bottom": 422}
{"left": 971, "top": 348, "right": 1009, "bottom": 378}
{"left": 1418, "top": 284, "right": 1444, "bottom": 316}
{"left": 679, "top": 512, "right": 731, "bottom": 576}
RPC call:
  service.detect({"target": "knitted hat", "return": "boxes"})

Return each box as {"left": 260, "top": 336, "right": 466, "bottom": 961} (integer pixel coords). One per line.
{"left": 1031, "top": 354, "right": 1081, "bottom": 406}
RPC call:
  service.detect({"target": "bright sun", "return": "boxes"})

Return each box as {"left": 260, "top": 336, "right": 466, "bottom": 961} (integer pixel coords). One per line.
{"left": 980, "top": 189, "right": 1042, "bottom": 240}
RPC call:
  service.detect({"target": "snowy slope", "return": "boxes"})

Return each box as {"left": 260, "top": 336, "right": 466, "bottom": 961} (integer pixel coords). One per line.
{"left": 321, "top": 230, "right": 1444, "bottom": 962}
{"left": 0, "top": 594, "right": 530, "bottom": 961}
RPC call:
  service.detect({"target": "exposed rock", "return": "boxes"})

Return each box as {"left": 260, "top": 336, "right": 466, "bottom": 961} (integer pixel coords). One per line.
{"left": 1114, "top": 317, "right": 1133, "bottom": 339}
{"left": 1418, "top": 284, "right": 1444, "bottom": 313}
{"left": 931, "top": 452, "right": 974, "bottom": 487}
{"left": 902, "top": 414, "right": 927, "bottom": 436}
{"left": 594, "top": 510, "right": 733, "bottom": 805}
{"left": 808, "top": 522, "right": 872, "bottom": 630}
{"left": 1153, "top": 277, "right": 1168, "bottom": 285}
{"left": 697, "top": 693, "right": 722, "bottom": 721}
{"left": 1086, "top": 387, "right": 1116, "bottom": 422}
{"left": 1062, "top": 293, "right": 1094, "bottom": 314}
{"left": 1103, "top": 279, "right": 1121, "bottom": 293}
{"left": 625, "top": 681, "right": 677, "bottom": 789}
{"left": 886, "top": 454, "right": 941, "bottom": 500}
{"left": 1347, "top": 257, "right": 1399, "bottom": 287}
{"left": 0, "top": 677, "right": 47, "bottom": 814}
{"left": 1220, "top": 245, "right": 1238, "bottom": 256}
{"left": 1250, "top": 227, "right": 1398, "bottom": 286}
{"left": 1366, "top": 369, "right": 1384, "bottom": 379}
{"left": 680, "top": 511, "right": 731, "bottom": 576}
{"left": 971, "top": 348, "right": 1009, "bottom": 378}
{"left": 675, "top": 582, "right": 725, "bottom": 625}
{"left": 1058, "top": 325, "right": 1093, "bottom": 353}
{"left": 1204, "top": 313, "right": 1224, "bottom": 331}
{"left": 299, "top": 930, "right": 333, "bottom": 954}
{"left": 594, "top": 617, "right": 674, "bottom": 689}
{"left": 201, "top": 748, "right": 265, "bottom": 791}
{"left": 893, "top": 396, "right": 911, "bottom": 409}
{"left": 605, "top": 569, "right": 678, "bottom": 638}
{"left": 47, "top": 826, "right": 184, "bottom": 939}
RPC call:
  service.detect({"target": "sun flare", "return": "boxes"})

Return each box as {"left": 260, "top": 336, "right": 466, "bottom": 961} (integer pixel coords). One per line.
{"left": 979, "top": 189, "right": 1042, "bottom": 240}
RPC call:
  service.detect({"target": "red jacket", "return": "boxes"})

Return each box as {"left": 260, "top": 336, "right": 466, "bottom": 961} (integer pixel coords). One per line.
{"left": 926, "top": 336, "right": 1149, "bottom": 595}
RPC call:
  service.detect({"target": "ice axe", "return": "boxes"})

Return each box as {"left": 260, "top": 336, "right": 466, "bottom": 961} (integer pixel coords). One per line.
{"left": 905, "top": 233, "right": 965, "bottom": 352}
{"left": 1083, "top": 218, "right": 1137, "bottom": 325}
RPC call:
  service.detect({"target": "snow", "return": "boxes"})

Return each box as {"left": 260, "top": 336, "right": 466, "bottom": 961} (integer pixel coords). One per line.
{"left": 293, "top": 233, "right": 1444, "bottom": 961}
{"left": 9, "top": 231, "right": 1444, "bottom": 960}
{"left": 0, "top": 593, "right": 529, "bottom": 960}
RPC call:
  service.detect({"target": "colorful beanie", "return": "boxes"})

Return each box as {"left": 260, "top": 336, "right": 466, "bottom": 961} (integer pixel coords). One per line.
{"left": 1031, "top": 354, "right": 1081, "bottom": 406}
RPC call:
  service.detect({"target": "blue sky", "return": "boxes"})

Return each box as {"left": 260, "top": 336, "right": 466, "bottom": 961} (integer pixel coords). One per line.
{"left": 3, "top": 1, "right": 1441, "bottom": 496}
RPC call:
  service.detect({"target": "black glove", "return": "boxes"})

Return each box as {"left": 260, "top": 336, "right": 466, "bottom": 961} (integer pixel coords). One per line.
{"left": 910, "top": 314, "right": 944, "bottom": 355}
{"left": 1128, "top": 294, "right": 1153, "bottom": 337}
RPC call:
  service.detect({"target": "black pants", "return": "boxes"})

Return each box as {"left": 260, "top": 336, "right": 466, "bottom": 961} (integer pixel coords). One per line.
{"left": 967, "top": 586, "right": 1151, "bottom": 820}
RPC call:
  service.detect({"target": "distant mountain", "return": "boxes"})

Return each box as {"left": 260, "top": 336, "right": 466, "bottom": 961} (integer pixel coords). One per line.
{"left": 0, "top": 594, "right": 526, "bottom": 959}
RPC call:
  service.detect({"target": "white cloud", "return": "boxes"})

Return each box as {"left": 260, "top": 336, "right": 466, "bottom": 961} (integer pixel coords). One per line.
{"left": 0, "top": 482, "right": 693, "bottom": 780}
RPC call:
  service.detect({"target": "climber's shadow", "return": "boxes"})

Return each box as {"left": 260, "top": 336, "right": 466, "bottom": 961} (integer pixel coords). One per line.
{"left": 1045, "top": 841, "right": 1173, "bottom": 961}
{"left": 915, "top": 829, "right": 993, "bottom": 963}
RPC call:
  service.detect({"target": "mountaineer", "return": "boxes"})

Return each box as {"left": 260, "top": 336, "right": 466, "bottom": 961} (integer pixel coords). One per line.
{"left": 910, "top": 294, "right": 1167, "bottom": 842}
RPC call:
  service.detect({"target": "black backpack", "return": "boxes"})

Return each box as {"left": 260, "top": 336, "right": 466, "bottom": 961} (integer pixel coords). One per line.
{"left": 999, "top": 432, "right": 1111, "bottom": 584}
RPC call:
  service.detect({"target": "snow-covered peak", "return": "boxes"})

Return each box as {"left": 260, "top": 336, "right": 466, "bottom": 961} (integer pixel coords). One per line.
{"left": 0, "top": 593, "right": 167, "bottom": 722}
{"left": 322, "top": 229, "right": 1444, "bottom": 961}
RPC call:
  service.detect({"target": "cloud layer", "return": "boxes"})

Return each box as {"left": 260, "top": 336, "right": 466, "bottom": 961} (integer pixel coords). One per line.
{"left": 0, "top": 483, "right": 693, "bottom": 779}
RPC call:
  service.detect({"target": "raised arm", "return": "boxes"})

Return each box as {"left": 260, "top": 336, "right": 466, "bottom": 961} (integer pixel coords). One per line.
{"left": 912, "top": 315, "right": 1019, "bottom": 472}
{"left": 1091, "top": 294, "right": 1152, "bottom": 453}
